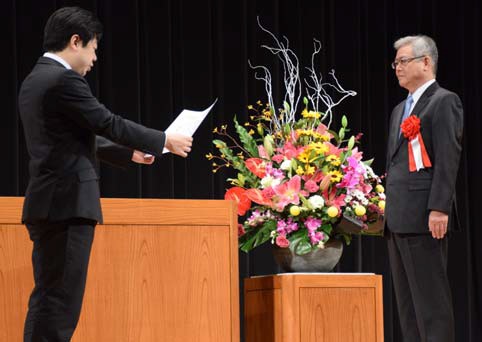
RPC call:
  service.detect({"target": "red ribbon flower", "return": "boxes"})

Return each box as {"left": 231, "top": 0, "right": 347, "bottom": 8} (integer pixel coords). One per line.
{"left": 400, "top": 115, "right": 420, "bottom": 140}
{"left": 400, "top": 115, "right": 432, "bottom": 172}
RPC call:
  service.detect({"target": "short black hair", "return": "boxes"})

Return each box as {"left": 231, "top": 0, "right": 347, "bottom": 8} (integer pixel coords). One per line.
{"left": 43, "top": 6, "right": 103, "bottom": 52}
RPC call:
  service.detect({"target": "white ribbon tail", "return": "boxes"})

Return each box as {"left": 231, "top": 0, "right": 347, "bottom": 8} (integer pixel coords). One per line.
{"left": 410, "top": 136, "right": 425, "bottom": 171}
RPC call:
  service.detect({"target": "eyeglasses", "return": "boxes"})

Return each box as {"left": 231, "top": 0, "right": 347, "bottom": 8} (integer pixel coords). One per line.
{"left": 391, "top": 55, "right": 425, "bottom": 69}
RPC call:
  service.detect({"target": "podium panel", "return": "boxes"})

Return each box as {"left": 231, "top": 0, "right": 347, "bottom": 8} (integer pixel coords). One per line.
{"left": 244, "top": 274, "right": 383, "bottom": 342}
{"left": 0, "top": 197, "right": 240, "bottom": 342}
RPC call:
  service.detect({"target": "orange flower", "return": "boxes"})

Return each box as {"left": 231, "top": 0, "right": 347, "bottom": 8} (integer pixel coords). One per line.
{"left": 225, "top": 187, "right": 251, "bottom": 216}
{"left": 401, "top": 116, "right": 420, "bottom": 140}
{"left": 245, "top": 188, "right": 273, "bottom": 206}
{"left": 245, "top": 158, "right": 267, "bottom": 178}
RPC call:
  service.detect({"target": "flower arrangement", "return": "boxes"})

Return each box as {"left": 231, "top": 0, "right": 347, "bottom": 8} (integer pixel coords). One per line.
{"left": 207, "top": 20, "right": 385, "bottom": 255}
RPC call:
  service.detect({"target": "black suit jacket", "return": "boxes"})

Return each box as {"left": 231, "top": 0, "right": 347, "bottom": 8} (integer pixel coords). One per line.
{"left": 385, "top": 82, "right": 463, "bottom": 233}
{"left": 19, "top": 57, "right": 166, "bottom": 223}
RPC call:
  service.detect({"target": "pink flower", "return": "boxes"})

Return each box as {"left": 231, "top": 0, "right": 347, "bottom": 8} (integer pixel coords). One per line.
{"left": 261, "top": 187, "right": 276, "bottom": 200}
{"left": 258, "top": 145, "right": 269, "bottom": 159}
{"left": 309, "top": 231, "right": 324, "bottom": 245}
{"left": 277, "top": 141, "right": 302, "bottom": 159}
{"left": 325, "top": 142, "right": 342, "bottom": 157}
{"left": 323, "top": 187, "right": 346, "bottom": 211}
{"left": 238, "top": 224, "right": 246, "bottom": 237}
{"left": 305, "top": 217, "right": 322, "bottom": 231}
{"left": 337, "top": 156, "right": 365, "bottom": 190}
{"left": 276, "top": 235, "right": 290, "bottom": 248}
{"left": 304, "top": 180, "right": 319, "bottom": 193}
{"left": 272, "top": 154, "right": 285, "bottom": 163}
{"left": 273, "top": 175, "right": 301, "bottom": 211}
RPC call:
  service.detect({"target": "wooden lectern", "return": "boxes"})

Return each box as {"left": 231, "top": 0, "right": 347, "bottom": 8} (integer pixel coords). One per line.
{"left": 0, "top": 197, "right": 240, "bottom": 342}
{"left": 244, "top": 273, "right": 383, "bottom": 342}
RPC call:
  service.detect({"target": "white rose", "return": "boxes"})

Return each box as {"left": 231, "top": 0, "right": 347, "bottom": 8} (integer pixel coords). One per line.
{"left": 261, "top": 175, "right": 281, "bottom": 188}
{"left": 280, "top": 159, "right": 292, "bottom": 170}
{"left": 308, "top": 195, "right": 325, "bottom": 209}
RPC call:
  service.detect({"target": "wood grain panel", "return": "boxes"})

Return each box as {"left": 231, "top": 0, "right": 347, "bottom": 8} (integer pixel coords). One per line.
{"left": 0, "top": 198, "right": 240, "bottom": 342}
{"left": 0, "top": 225, "right": 33, "bottom": 342}
{"left": 299, "top": 288, "right": 376, "bottom": 342}
{"left": 0, "top": 197, "right": 234, "bottom": 226}
{"left": 245, "top": 289, "right": 282, "bottom": 342}
{"left": 74, "top": 225, "right": 232, "bottom": 342}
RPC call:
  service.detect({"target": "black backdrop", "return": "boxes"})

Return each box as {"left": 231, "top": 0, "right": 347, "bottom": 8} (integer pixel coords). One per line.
{"left": 1, "top": 1, "right": 481, "bottom": 341}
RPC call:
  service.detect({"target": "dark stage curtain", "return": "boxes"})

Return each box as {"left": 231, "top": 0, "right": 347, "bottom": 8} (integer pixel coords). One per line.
{"left": 1, "top": 1, "right": 481, "bottom": 341}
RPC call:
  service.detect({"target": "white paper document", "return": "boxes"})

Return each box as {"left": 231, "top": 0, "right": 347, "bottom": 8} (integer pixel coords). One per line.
{"left": 162, "top": 98, "right": 218, "bottom": 154}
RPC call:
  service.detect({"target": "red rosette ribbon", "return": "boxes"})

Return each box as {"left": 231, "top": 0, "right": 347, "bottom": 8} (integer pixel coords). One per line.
{"left": 400, "top": 115, "right": 432, "bottom": 172}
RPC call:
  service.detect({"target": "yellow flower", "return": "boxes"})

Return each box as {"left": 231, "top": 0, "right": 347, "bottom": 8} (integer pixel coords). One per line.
{"left": 244, "top": 122, "right": 250, "bottom": 126}
{"left": 212, "top": 127, "right": 218, "bottom": 133}
{"left": 375, "top": 185, "right": 385, "bottom": 193}
{"left": 257, "top": 123, "right": 264, "bottom": 135}
{"left": 301, "top": 109, "right": 321, "bottom": 119}
{"left": 248, "top": 129, "right": 255, "bottom": 135}
{"left": 326, "top": 154, "right": 341, "bottom": 166}
{"left": 327, "top": 206, "right": 338, "bottom": 218}
{"left": 247, "top": 105, "right": 254, "bottom": 110}
{"left": 304, "top": 164, "right": 315, "bottom": 176}
{"left": 320, "top": 133, "right": 330, "bottom": 142}
{"left": 354, "top": 205, "right": 366, "bottom": 216}
{"left": 296, "top": 166, "right": 305, "bottom": 175}
{"left": 327, "top": 170, "right": 343, "bottom": 183}
{"left": 205, "top": 153, "right": 213, "bottom": 160}
{"left": 378, "top": 200, "right": 386, "bottom": 210}
{"left": 309, "top": 142, "right": 329, "bottom": 155}
{"left": 290, "top": 206, "right": 301, "bottom": 216}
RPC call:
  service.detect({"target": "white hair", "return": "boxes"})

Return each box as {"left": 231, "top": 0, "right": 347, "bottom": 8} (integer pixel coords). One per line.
{"left": 394, "top": 35, "right": 438, "bottom": 75}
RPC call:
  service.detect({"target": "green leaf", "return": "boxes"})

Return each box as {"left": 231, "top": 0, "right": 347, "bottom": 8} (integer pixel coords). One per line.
{"left": 328, "top": 129, "right": 340, "bottom": 144}
{"left": 303, "top": 97, "right": 309, "bottom": 106}
{"left": 212, "top": 140, "right": 258, "bottom": 185}
{"left": 339, "top": 127, "right": 345, "bottom": 140}
{"left": 233, "top": 116, "right": 259, "bottom": 157}
{"left": 295, "top": 240, "right": 313, "bottom": 255}
{"left": 341, "top": 115, "right": 348, "bottom": 128}
{"left": 299, "top": 194, "right": 313, "bottom": 210}
{"left": 363, "top": 158, "right": 374, "bottom": 166}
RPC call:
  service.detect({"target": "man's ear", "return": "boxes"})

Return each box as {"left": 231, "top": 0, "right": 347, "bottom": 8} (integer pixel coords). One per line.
{"left": 423, "top": 56, "right": 432, "bottom": 71}
{"left": 69, "top": 34, "right": 82, "bottom": 50}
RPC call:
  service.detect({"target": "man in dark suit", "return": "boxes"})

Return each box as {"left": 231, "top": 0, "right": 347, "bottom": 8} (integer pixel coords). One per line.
{"left": 18, "top": 7, "right": 193, "bottom": 342}
{"left": 385, "top": 35, "right": 463, "bottom": 342}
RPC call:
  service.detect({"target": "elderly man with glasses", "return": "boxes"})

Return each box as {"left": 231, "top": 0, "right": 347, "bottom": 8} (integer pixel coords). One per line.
{"left": 384, "top": 35, "right": 463, "bottom": 342}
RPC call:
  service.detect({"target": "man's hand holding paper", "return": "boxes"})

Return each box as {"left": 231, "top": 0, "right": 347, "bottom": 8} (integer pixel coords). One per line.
{"left": 163, "top": 99, "right": 218, "bottom": 154}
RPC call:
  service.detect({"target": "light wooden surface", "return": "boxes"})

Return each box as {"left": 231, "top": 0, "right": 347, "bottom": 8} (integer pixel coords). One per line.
{"left": 0, "top": 197, "right": 240, "bottom": 342}
{"left": 244, "top": 274, "right": 384, "bottom": 342}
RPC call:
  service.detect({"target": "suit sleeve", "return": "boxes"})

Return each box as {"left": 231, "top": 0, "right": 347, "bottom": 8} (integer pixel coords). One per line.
{"left": 54, "top": 70, "right": 166, "bottom": 156}
{"left": 96, "top": 136, "right": 133, "bottom": 168}
{"left": 427, "top": 93, "right": 463, "bottom": 213}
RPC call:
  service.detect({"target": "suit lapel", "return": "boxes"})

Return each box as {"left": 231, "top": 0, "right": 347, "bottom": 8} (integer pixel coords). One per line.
{"left": 389, "top": 82, "right": 439, "bottom": 161}
{"left": 388, "top": 103, "right": 404, "bottom": 159}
